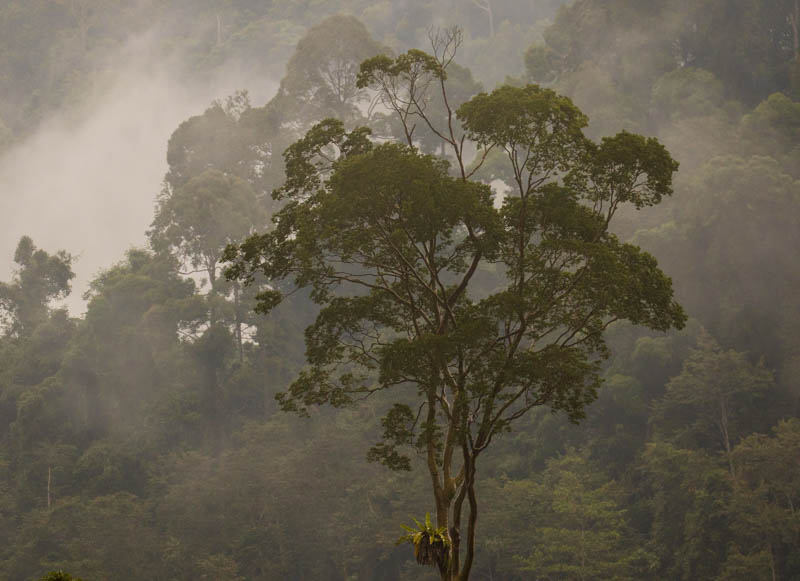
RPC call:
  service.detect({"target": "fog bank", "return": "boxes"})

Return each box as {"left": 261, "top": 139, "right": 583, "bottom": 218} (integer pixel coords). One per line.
{"left": 0, "top": 44, "right": 276, "bottom": 315}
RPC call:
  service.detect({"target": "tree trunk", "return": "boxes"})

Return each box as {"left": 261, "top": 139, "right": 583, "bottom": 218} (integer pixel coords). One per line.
{"left": 769, "top": 542, "right": 777, "bottom": 581}
{"left": 234, "top": 282, "right": 243, "bottom": 364}
{"left": 461, "top": 459, "right": 478, "bottom": 581}
{"left": 427, "top": 446, "right": 479, "bottom": 581}
{"left": 423, "top": 389, "right": 476, "bottom": 581}
{"left": 207, "top": 260, "right": 218, "bottom": 326}
{"left": 718, "top": 396, "right": 735, "bottom": 477}
{"left": 471, "top": 0, "right": 495, "bottom": 38}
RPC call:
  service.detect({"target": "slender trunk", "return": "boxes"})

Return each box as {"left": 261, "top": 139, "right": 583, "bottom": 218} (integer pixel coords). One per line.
{"left": 425, "top": 386, "right": 450, "bottom": 580}
{"left": 719, "top": 397, "right": 735, "bottom": 477}
{"left": 471, "top": 0, "right": 495, "bottom": 38}
{"left": 769, "top": 542, "right": 777, "bottom": 581}
{"left": 425, "top": 391, "right": 473, "bottom": 581}
{"left": 205, "top": 259, "right": 226, "bottom": 451}
{"left": 207, "top": 261, "right": 218, "bottom": 326}
{"left": 434, "top": 480, "right": 451, "bottom": 579}
{"left": 580, "top": 517, "right": 586, "bottom": 578}
{"left": 437, "top": 449, "right": 479, "bottom": 581}
{"left": 788, "top": 494, "right": 799, "bottom": 539}
{"left": 461, "top": 457, "right": 478, "bottom": 581}
{"left": 451, "top": 478, "right": 466, "bottom": 578}
{"left": 47, "top": 465, "right": 51, "bottom": 511}
{"left": 234, "top": 282, "right": 243, "bottom": 364}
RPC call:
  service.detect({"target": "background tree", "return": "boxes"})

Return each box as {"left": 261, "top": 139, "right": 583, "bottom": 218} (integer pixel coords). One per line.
{"left": 164, "top": 91, "right": 283, "bottom": 200}
{"left": 635, "top": 155, "right": 800, "bottom": 405}
{"left": 151, "top": 169, "right": 261, "bottom": 291}
{"left": 69, "top": 248, "right": 203, "bottom": 435}
{"left": 272, "top": 14, "right": 386, "bottom": 126}
{"left": 524, "top": 0, "right": 798, "bottom": 107}
{"left": 150, "top": 168, "right": 266, "bottom": 363}
{"left": 738, "top": 93, "right": 800, "bottom": 173}
{"left": 520, "top": 453, "right": 652, "bottom": 580}
{"left": 0, "top": 237, "right": 74, "bottom": 337}
{"left": 638, "top": 442, "right": 733, "bottom": 580}
{"left": 651, "top": 331, "right": 774, "bottom": 475}
{"left": 726, "top": 419, "right": 800, "bottom": 578}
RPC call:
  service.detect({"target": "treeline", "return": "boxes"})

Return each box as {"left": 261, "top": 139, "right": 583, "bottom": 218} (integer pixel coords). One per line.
{"left": 0, "top": 0, "right": 564, "bottom": 149}
{"left": 1, "top": 2, "right": 799, "bottom": 580}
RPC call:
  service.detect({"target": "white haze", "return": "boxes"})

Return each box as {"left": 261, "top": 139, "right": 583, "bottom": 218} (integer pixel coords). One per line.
{"left": 0, "top": 36, "right": 277, "bottom": 315}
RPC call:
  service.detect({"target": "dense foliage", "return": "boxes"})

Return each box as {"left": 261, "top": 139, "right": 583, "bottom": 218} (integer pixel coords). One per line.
{"left": 1, "top": 2, "right": 798, "bottom": 580}
{"left": 226, "top": 30, "right": 684, "bottom": 579}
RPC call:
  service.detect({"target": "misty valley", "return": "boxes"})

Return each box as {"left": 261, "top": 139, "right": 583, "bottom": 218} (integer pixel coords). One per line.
{"left": 1, "top": 1, "right": 799, "bottom": 580}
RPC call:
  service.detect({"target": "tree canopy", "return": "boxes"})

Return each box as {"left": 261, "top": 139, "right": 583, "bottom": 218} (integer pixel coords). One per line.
{"left": 0, "top": 237, "right": 74, "bottom": 337}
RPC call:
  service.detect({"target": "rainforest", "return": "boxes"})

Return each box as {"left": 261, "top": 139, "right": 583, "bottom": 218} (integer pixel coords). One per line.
{"left": 1, "top": 1, "right": 799, "bottom": 580}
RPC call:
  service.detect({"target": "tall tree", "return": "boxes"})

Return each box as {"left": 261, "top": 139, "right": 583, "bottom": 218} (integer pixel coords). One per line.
{"left": 151, "top": 170, "right": 261, "bottom": 293}
{"left": 0, "top": 237, "right": 74, "bottom": 337}
{"left": 164, "top": 91, "right": 283, "bottom": 202}
{"left": 272, "top": 14, "right": 386, "bottom": 126}
{"left": 150, "top": 168, "right": 265, "bottom": 350}
{"left": 226, "top": 33, "right": 684, "bottom": 580}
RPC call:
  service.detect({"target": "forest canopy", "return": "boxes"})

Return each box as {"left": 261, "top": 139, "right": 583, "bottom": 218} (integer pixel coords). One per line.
{"left": 0, "top": 2, "right": 799, "bottom": 580}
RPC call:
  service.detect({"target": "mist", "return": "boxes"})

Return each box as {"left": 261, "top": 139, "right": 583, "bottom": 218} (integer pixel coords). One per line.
{"left": 0, "top": 37, "right": 277, "bottom": 314}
